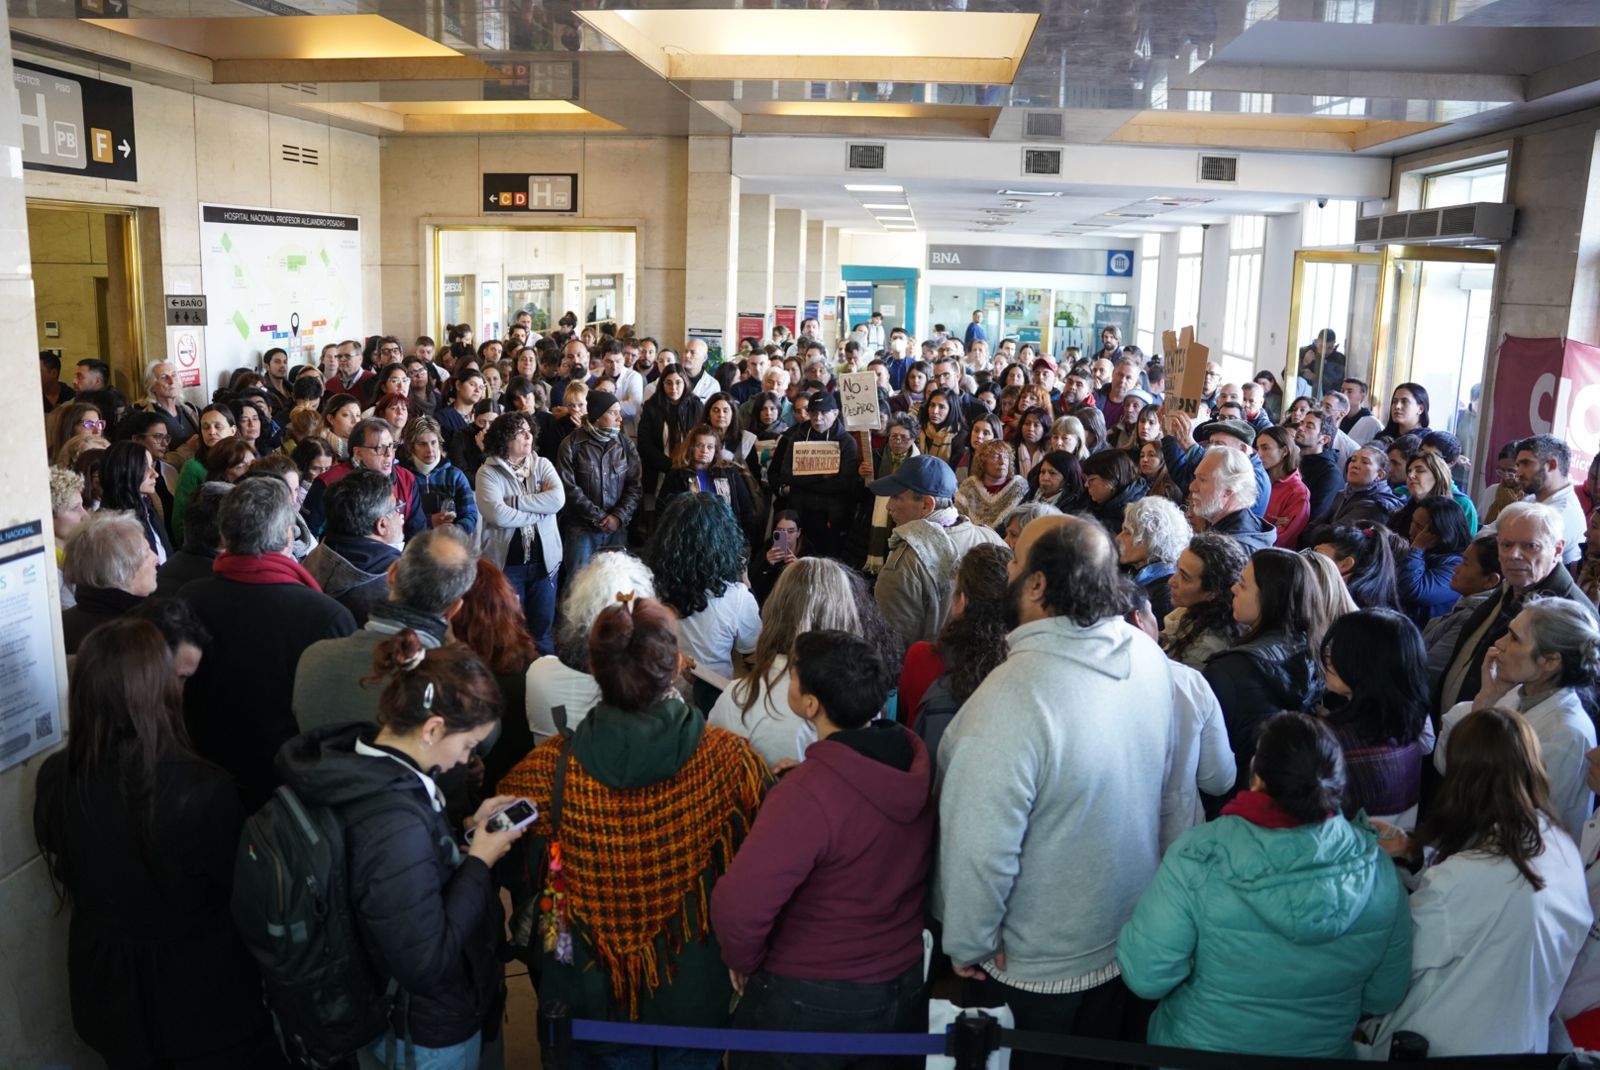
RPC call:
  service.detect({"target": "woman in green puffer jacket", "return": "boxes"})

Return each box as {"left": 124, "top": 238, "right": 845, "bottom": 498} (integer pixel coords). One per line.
{"left": 1116, "top": 713, "right": 1413, "bottom": 1058}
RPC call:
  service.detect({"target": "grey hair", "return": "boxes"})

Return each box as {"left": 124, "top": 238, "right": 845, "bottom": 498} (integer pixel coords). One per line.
{"left": 350, "top": 417, "right": 395, "bottom": 451}
{"left": 554, "top": 551, "right": 658, "bottom": 670}
{"left": 1122, "top": 496, "right": 1191, "bottom": 565}
{"left": 931, "top": 496, "right": 955, "bottom": 511}
{"left": 1005, "top": 502, "right": 1063, "bottom": 531}
{"left": 1521, "top": 595, "right": 1600, "bottom": 677}
{"left": 1204, "top": 445, "right": 1259, "bottom": 509}
{"left": 391, "top": 527, "right": 477, "bottom": 614}
{"left": 323, "top": 468, "right": 393, "bottom": 537}
{"left": 1497, "top": 500, "right": 1563, "bottom": 549}
{"left": 1321, "top": 390, "right": 1350, "bottom": 415}
{"left": 219, "top": 477, "right": 296, "bottom": 555}
{"left": 143, "top": 359, "right": 173, "bottom": 393}
{"left": 65, "top": 510, "right": 148, "bottom": 589}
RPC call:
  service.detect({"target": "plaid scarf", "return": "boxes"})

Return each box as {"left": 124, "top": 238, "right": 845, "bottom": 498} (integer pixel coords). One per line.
{"left": 500, "top": 720, "right": 768, "bottom": 1018}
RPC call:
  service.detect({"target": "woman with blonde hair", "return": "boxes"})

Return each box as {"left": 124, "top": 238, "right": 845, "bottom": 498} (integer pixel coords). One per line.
{"left": 954, "top": 439, "right": 1028, "bottom": 531}
{"left": 1298, "top": 548, "right": 1359, "bottom": 642}
{"left": 708, "top": 558, "right": 896, "bottom": 768}
{"left": 1048, "top": 415, "right": 1091, "bottom": 462}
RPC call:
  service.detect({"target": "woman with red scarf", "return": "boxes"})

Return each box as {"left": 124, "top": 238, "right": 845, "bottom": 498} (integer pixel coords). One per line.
{"left": 1116, "top": 713, "right": 1412, "bottom": 1059}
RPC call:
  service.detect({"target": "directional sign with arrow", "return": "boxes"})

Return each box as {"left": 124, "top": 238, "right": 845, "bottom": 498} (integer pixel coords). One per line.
{"left": 15, "top": 60, "right": 137, "bottom": 182}
{"left": 165, "top": 295, "right": 208, "bottom": 327}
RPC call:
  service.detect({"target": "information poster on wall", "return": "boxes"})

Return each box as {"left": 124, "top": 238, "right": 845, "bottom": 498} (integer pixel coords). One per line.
{"left": 773, "top": 305, "right": 797, "bottom": 337}
{"left": 845, "top": 284, "right": 873, "bottom": 330}
{"left": 199, "top": 204, "right": 364, "bottom": 385}
{"left": 687, "top": 326, "right": 724, "bottom": 368}
{"left": 0, "top": 520, "right": 62, "bottom": 772}
{"left": 736, "top": 313, "right": 766, "bottom": 344}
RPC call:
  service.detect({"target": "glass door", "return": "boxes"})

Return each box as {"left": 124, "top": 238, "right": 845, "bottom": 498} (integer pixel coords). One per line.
{"left": 1375, "top": 244, "right": 1497, "bottom": 468}
{"left": 1284, "top": 249, "right": 1382, "bottom": 402}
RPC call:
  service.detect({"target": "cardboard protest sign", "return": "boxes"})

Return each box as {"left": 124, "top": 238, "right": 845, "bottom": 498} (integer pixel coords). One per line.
{"left": 1161, "top": 326, "right": 1210, "bottom": 418}
{"left": 839, "top": 371, "right": 881, "bottom": 432}
{"left": 792, "top": 440, "right": 841, "bottom": 477}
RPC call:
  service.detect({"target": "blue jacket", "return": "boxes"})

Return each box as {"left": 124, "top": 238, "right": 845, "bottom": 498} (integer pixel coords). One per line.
{"left": 1117, "top": 811, "right": 1412, "bottom": 1057}
{"left": 1398, "top": 548, "right": 1461, "bottom": 626}
{"left": 404, "top": 459, "right": 480, "bottom": 534}
{"left": 1161, "top": 437, "right": 1271, "bottom": 519}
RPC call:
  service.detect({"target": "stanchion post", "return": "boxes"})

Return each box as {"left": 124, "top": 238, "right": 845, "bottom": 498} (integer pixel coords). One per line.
{"left": 540, "top": 1002, "right": 572, "bottom": 1070}
{"left": 949, "top": 1010, "right": 1000, "bottom": 1070}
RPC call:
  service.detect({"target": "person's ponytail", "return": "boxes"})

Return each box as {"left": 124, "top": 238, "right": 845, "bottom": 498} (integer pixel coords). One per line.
{"left": 363, "top": 628, "right": 501, "bottom": 733}
{"left": 1250, "top": 712, "right": 1345, "bottom": 823}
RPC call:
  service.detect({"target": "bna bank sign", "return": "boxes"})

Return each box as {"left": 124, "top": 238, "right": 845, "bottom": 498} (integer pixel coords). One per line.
{"left": 926, "top": 245, "right": 1134, "bottom": 277}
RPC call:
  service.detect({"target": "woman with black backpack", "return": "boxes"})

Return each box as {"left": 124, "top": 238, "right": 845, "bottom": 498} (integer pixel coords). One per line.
{"left": 271, "top": 630, "right": 525, "bottom": 1070}
{"left": 34, "top": 618, "right": 283, "bottom": 1069}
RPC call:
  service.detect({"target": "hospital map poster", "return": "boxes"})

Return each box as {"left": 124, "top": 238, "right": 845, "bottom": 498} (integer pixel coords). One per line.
{"left": 199, "top": 204, "right": 364, "bottom": 379}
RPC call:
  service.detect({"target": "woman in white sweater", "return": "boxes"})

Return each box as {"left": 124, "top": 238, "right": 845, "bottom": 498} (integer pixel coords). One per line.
{"left": 1368, "top": 707, "right": 1589, "bottom": 1057}
{"left": 708, "top": 557, "right": 888, "bottom": 768}
{"left": 1436, "top": 597, "right": 1600, "bottom": 841}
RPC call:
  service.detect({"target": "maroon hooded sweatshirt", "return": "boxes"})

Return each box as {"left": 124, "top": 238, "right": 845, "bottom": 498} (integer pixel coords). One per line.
{"left": 711, "top": 721, "right": 934, "bottom": 983}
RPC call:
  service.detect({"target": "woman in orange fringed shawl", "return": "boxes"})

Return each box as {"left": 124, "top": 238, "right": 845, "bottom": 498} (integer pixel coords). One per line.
{"left": 500, "top": 594, "right": 770, "bottom": 1068}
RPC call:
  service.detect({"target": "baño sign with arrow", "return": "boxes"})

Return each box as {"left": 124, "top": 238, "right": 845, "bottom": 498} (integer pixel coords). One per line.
{"left": 14, "top": 60, "right": 138, "bottom": 182}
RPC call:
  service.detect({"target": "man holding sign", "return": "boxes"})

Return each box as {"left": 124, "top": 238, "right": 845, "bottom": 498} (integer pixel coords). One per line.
{"left": 767, "top": 391, "right": 861, "bottom": 560}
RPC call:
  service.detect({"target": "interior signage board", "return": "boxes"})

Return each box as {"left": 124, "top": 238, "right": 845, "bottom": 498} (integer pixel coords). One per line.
{"left": 15, "top": 60, "right": 138, "bottom": 182}
{"left": 927, "top": 244, "right": 1134, "bottom": 277}
{"left": 483, "top": 172, "right": 578, "bottom": 213}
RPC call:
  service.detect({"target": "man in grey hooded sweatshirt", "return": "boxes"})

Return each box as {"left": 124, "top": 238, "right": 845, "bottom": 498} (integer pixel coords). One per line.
{"left": 936, "top": 515, "right": 1175, "bottom": 1065}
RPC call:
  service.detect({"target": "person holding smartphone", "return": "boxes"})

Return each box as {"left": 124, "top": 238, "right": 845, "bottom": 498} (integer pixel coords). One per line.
{"left": 752, "top": 510, "right": 803, "bottom": 605}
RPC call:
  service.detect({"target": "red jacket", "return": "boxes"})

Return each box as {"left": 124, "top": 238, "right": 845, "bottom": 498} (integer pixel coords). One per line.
{"left": 1267, "top": 469, "right": 1312, "bottom": 549}
{"left": 300, "top": 461, "right": 425, "bottom": 540}
{"left": 711, "top": 723, "right": 933, "bottom": 983}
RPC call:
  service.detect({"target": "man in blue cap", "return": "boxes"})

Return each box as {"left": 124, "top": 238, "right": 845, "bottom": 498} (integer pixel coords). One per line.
{"left": 870, "top": 454, "right": 1005, "bottom": 645}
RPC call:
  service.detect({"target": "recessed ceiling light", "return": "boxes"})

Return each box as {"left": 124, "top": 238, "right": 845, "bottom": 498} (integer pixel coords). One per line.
{"left": 998, "top": 189, "right": 1063, "bottom": 197}
{"left": 845, "top": 184, "right": 904, "bottom": 193}
{"left": 874, "top": 215, "right": 915, "bottom": 222}
{"left": 860, "top": 202, "right": 907, "bottom": 210}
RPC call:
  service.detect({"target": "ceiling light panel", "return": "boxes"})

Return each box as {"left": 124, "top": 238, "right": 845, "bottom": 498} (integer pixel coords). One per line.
{"left": 577, "top": 10, "right": 1039, "bottom": 84}
{"left": 845, "top": 184, "right": 904, "bottom": 193}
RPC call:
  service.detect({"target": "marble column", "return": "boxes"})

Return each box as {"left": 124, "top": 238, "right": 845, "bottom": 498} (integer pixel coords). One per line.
{"left": 683, "top": 136, "right": 740, "bottom": 364}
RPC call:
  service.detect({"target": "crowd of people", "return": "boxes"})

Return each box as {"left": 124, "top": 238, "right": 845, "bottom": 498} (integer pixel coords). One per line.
{"left": 32, "top": 312, "right": 1600, "bottom": 1069}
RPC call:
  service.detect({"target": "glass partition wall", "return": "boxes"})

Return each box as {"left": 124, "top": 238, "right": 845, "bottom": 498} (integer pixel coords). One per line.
{"left": 433, "top": 227, "right": 636, "bottom": 341}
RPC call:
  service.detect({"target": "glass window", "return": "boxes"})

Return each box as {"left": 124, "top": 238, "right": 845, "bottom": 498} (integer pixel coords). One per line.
{"left": 1301, "top": 199, "right": 1357, "bottom": 247}
{"left": 1422, "top": 160, "right": 1508, "bottom": 209}
{"left": 1173, "top": 227, "right": 1203, "bottom": 332}
{"left": 1135, "top": 233, "right": 1160, "bottom": 353}
{"left": 1221, "top": 217, "right": 1265, "bottom": 381}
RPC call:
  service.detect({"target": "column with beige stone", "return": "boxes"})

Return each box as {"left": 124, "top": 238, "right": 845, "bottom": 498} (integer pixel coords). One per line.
{"left": 772, "top": 207, "right": 807, "bottom": 343}
{"left": 684, "top": 136, "right": 740, "bottom": 364}
{"left": 736, "top": 193, "right": 775, "bottom": 344}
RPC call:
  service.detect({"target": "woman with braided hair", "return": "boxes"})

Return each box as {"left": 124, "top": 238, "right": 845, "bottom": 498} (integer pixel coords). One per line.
{"left": 499, "top": 596, "right": 769, "bottom": 1067}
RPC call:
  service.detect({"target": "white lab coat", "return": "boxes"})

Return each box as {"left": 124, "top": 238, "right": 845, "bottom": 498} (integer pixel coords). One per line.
{"left": 1438, "top": 687, "right": 1597, "bottom": 843}
{"left": 1362, "top": 816, "right": 1589, "bottom": 1057}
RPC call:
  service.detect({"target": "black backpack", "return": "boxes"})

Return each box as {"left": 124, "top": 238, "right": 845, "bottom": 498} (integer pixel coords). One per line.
{"left": 232, "top": 783, "right": 432, "bottom": 1068}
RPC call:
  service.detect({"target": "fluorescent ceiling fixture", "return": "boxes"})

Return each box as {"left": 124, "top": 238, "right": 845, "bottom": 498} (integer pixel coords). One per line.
{"left": 873, "top": 214, "right": 916, "bottom": 221}
{"left": 860, "top": 203, "right": 908, "bottom": 210}
{"left": 82, "top": 14, "right": 460, "bottom": 60}
{"left": 845, "top": 184, "right": 904, "bottom": 193}
{"left": 998, "top": 189, "right": 1064, "bottom": 197}
{"left": 576, "top": 9, "right": 1038, "bottom": 84}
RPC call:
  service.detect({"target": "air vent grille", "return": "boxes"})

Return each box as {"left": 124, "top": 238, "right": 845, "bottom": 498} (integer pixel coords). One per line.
{"left": 1406, "top": 210, "right": 1441, "bottom": 239}
{"left": 281, "top": 144, "right": 320, "bottom": 166}
{"left": 1439, "top": 205, "right": 1481, "bottom": 236}
{"left": 1022, "top": 148, "right": 1062, "bottom": 176}
{"left": 1198, "top": 154, "right": 1238, "bottom": 182}
{"left": 846, "top": 143, "right": 886, "bottom": 171}
{"left": 1024, "top": 111, "right": 1064, "bottom": 139}
{"left": 1354, "top": 215, "right": 1381, "bottom": 243}
{"left": 1379, "top": 213, "right": 1409, "bottom": 240}
{"left": 279, "top": 82, "right": 319, "bottom": 95}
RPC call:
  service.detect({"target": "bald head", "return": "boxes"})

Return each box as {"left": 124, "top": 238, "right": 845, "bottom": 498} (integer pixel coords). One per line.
{"left": 1007, "top": 514, "right": 1123, "bottom": 627}
{"left": 683, "top": 338, "right": 708, "bottom": 375}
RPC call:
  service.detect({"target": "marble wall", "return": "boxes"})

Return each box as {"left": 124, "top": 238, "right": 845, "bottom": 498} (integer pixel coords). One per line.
{"left": 19, "top": 59, "right": 384, "bottom": 392}
{"left": 378, "top": 134, "right": 690, "bottom": 347}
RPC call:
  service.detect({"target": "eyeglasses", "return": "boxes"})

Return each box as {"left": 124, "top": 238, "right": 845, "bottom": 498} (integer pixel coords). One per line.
{"left": 380, "top": 346, "right": 402, "bottom": 355}
{"left": 79, "top": 419, "right": 105, "bottom": 431}
{"left": 358, "top": 442, "right": 398, "bottom": 455}
{"left": 142, "top": 431, "right": 171, "bottom": 443}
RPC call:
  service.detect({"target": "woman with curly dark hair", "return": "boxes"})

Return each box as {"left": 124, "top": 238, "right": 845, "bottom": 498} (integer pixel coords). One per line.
{"left": 899, "top": 542, "right": 1013, "bottom": 756}
{"left": 1162, "top": 531, "right": 1250, "bottom": 669}
{"left": 647, "top": 492, "right": 760, "bottom": 703}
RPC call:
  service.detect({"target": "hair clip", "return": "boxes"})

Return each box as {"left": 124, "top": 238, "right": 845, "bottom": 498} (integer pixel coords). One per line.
{"left": 615, "top": 591, "right": 636, "bottom": 612}
{"left": 400, "top": 648, "right": 426, "bottom": 672}
{"left": 422, "top": 682, "right": 435, "bottom": 711}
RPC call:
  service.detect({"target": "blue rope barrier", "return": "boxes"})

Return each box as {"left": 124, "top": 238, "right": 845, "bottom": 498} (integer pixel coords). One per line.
{"left": 568, "top": 1018, "right": 949, "bottom": 1056}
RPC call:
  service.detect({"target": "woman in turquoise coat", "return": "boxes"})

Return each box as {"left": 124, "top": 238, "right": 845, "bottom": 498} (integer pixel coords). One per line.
{"left": 1117, "top": 713, "right": 1413, "bottom": 1058}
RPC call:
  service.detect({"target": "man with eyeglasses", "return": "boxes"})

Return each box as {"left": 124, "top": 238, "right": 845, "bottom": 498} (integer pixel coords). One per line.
{"left": 326, "top": 338, "right": 374, "bottom": 404}
{"left": 135, "top": 359, "right": 201, "bottom": 450}
{"left": 300, "top": 417, "right": 425, "bottom": 542}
